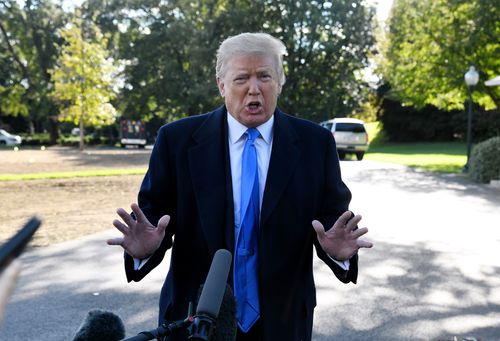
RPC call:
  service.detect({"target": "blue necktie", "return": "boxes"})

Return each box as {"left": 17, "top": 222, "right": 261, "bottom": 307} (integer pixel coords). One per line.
{"left": 234, "top": 128, "right": 260, "bottom": 332}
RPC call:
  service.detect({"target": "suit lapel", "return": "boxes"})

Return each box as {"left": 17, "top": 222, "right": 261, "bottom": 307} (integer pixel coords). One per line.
{"left": 188, "top": 106, "right": 234, "bottom": 255}
{"left": 261, "top": 110, "right": 300, "bottom": 226}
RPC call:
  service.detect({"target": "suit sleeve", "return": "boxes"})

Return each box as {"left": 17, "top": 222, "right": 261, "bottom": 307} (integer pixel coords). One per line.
{"left": 314, "top": 132, "right": 358, "bottom": 284}
{"left": 124, "top": 126, "right": 175, "bottom": 282}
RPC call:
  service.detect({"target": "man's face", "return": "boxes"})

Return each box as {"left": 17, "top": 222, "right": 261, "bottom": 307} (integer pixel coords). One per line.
{"left": 217, "top": 53, "right": 282, "bottom": 128}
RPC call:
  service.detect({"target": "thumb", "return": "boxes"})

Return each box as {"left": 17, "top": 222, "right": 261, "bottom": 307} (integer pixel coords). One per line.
{"left": 157, "top": 215, "right": 170, "bottom": 234}
{"left": 312, "top": 220, "right": 325, "bottom": 240}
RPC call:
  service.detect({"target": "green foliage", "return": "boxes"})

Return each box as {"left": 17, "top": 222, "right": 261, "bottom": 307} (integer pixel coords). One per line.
{"left": 264, "top": 0, "right": 377, "bottom": 121}
{"left": 469, "top": 136, "right": 500, "bottom": 183}
{"left": 57, "top": 133, "right": 114, "bottom": 146}
{"left": 378, "top": 97, "right": 461, "bottom": 142}
{"left": 377, "top": 89, "right": 500, "bottom": 143}
{"left": 0, "top": 0, "right": 66, "bottom": 138}
{"left": 50, "top": 14, "right": 118, "bottom": 148}
{"left": 3, "top": 0, "right": 377, "bottom": 137}
{"left": 381, "top": 0, "right": 499, "bottom": 111}
{"left": 0, "top": 84, "right": 29, "bottom": 117}
{"left": 363, "top": 121, "right": 387, "bottom": 146}
{"left": 19, "top": 132, "right": 52, "bottom": 146}
{"left": 90, "top": 0, "right": 376, "bottom": 122}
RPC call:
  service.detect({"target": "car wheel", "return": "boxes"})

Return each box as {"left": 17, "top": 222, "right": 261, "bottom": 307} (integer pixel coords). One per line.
{"left": 338, "top": 151, "right": 346, "bottom": 160}
{"left": 356, "top": 152, "right": 364, "bottom": 161}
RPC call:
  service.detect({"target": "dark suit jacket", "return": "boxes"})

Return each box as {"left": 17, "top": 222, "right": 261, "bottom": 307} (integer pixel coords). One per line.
{"left": 124, "top": 105, "right": 357, "bottom": 341}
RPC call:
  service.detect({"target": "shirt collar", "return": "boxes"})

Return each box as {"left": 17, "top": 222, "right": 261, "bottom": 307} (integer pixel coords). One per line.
{"left": 227, "top": 112, "right": 274, "bottom": 145}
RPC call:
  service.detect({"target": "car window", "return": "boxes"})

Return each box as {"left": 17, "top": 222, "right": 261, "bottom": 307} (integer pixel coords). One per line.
{"left": 322, "top": 123, "right": 333, "bottom": 130}
{"left": 335, "top": 123, "right": 366, "bottom": 133}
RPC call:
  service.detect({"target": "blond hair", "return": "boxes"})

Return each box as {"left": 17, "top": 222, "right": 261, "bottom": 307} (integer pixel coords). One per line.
{"left": 216, "top": 32, "right": 287, "bottom": 85}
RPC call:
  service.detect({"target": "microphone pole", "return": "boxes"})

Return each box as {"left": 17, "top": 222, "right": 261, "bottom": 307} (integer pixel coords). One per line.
{"left": 122, "top": 314, "right": 194, "bottom": 341}
{"left": 122, "top": 249, "right": 233, "bottom": 341}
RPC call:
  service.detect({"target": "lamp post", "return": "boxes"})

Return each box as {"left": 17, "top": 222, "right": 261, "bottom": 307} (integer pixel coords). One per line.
{"left": 463, "top": 66, "right": 479, "bottom": 173}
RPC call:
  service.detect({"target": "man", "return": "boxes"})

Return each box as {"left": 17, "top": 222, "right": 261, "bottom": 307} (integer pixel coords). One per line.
{"left": 108, "top": 32, "right": 372, "bottom": 341}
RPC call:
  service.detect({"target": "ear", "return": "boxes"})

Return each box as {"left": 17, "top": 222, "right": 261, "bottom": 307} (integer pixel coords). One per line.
{"left": 277, "top": 83, "right": 282, "bottom": 96}
{"left": 216, "top": 78, "right": 225, "bottom": 97}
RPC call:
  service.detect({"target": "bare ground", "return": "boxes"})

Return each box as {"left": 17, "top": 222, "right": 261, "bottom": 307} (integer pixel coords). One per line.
{"left": 0, "top": 146, "right": 152, "bottom": 247}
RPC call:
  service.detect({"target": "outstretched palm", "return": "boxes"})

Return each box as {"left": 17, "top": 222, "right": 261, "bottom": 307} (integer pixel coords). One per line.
{"left": 312, "top": 211, "right": 373, "bottom": 261}
{"left": 107, "top": 203, "right": 169, "bottom": 259}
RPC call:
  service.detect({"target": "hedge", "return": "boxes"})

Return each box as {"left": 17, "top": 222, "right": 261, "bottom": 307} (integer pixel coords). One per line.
{"left": 469, "top": 136, "right": 500, "bottom": 183}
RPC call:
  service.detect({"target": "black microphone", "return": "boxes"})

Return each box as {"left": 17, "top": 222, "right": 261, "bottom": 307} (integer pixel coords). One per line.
{"left": 189, "top": 249, "right": 233, "bottom": 341}
{"left": 72, "top": 309, "right": 125, "bottom": 341}
{"left": 122, "top": 249, "right": 234, "bottom": 341}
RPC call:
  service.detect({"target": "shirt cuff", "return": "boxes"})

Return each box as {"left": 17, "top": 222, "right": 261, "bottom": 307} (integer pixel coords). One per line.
{"left": 328, "top": 255, "right": 350, "bottom": 271}
{"left": 133, "top": 256, "right": 152, "bottom": 270}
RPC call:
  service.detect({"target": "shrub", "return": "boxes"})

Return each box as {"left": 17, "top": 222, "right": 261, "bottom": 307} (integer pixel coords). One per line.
{"left": 20, "top": 133, "right": 52, "bottom": 146}
{"left": 469, "top": 136, "right": 500, "bottom": 183}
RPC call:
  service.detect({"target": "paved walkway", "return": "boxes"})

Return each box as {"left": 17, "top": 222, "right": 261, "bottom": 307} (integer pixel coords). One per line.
{"left": 1, "top": 160, "right": 499, "bottom": 340}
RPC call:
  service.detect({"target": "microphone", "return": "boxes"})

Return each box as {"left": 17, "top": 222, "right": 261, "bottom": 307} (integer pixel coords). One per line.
{"left": 123, "top": 249, "right": 234, "bottom": 341}
{"left": 189, "top": 249, "right": 232, "bottom": 341}
{"left": 72, "top": 309, "right": 125, "bottom": 341}
{"left": 211, "top": 284, "right": 237, "bottom": 341}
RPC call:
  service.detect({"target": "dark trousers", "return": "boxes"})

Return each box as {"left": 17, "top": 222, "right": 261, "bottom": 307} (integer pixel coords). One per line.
{"left": 236, "top": 319, "right": 262, "bottom": 341}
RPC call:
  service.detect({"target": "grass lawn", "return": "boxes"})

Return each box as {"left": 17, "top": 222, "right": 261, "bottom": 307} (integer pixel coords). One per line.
{"left": 363, "top": 122, "right": 467, "bottom": 173}
{"left": 0, "top": 168, "right": 147, "bottom": 181}
{"left": 365, "top": 143, "right": 467, "bottom": 173}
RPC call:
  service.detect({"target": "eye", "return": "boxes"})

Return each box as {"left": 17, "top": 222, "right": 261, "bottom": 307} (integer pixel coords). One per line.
{"left": 259, "top": 73, "right": 272, "bottom": 81}
{"left": 233, "top": 75, "right": 248, "bottom": 84}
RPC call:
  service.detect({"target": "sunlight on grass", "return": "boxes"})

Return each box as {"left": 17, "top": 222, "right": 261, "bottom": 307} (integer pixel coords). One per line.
{"left": 0, "top": 168, "right": 147, "bottom": 181}
{"left": 364, "top": 121, "right": 385, "bottom": 145}
{"left": 366, "top": 142, "right": 467, "bottom": 173}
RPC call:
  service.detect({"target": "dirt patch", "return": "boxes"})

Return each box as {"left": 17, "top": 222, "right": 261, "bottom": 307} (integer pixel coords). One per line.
{"left": 0, "top": 146, "right": 152, "bottom": 247}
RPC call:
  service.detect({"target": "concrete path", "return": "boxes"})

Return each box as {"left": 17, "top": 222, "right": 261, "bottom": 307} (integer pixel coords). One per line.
{"left": 1, "top": 160, "right": 499, "bottom": 340}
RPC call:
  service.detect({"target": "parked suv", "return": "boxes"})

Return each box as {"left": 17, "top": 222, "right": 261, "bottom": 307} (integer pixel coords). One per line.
{"left": 0, "top": 129, "right": 22, "bottom": 146}
{"left": 319, "top": 118, "right": 368, "bottom": 160}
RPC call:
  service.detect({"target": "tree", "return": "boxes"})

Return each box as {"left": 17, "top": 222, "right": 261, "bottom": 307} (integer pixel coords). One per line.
{"left": 85, "top": 0, "right": 376, "bottom": 125}
{"left": 262, "top": 0, "right": 376, "bottom": 122}
{"left": 0, "top": 0, "right": 66, "bottom": 140}
{"left": 381, "top": 0, "right": 499, "bottom": 111}
{"left": 50, "top": 12, "right": 117, "bottom": 150}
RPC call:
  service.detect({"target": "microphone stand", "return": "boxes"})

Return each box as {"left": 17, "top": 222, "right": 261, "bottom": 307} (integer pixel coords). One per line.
{"left": 122, "top": 304, "right": 195, "bottom": 341}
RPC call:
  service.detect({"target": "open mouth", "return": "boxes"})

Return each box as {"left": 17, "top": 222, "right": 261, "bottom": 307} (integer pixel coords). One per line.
{"left": 247, "top": 101, "right": 262, "bottom": 110}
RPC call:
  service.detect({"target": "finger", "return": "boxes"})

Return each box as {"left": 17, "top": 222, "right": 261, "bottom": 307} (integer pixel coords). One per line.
{"left": 107, "top": 237, "right": 124, "bottom": 246}
{"left": 117, "top": 207, "right": 135, "bottom": 227}
{"left": 157, "top": 215, "right": 170, "bottom": 234}
{"left": 357, "top": 240, "right": 374, "bottom": 249}
{"left": 332, "top": 211, "right": 353, "bottom": 230}
{"left": 131, "top": 203, "right": 149, "bottom": 224}
{"left": 345, "top": 214, "right": 362, "bottom": 233}
{"left": 113, "top": 219, "right": 130, "bottom": 235}
{"left": 312, "top": 220, "right": 326, "bottom": 240}
{"left": 351, "top": 226, "right": 369, "bottom": 239}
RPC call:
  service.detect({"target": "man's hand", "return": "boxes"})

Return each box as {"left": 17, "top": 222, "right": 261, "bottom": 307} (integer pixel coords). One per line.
{"left": 107, "top": 203, "right": 169, "bottom": 259}
{"left": 312, "top": 211, "right": 373, "bottom": 261}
